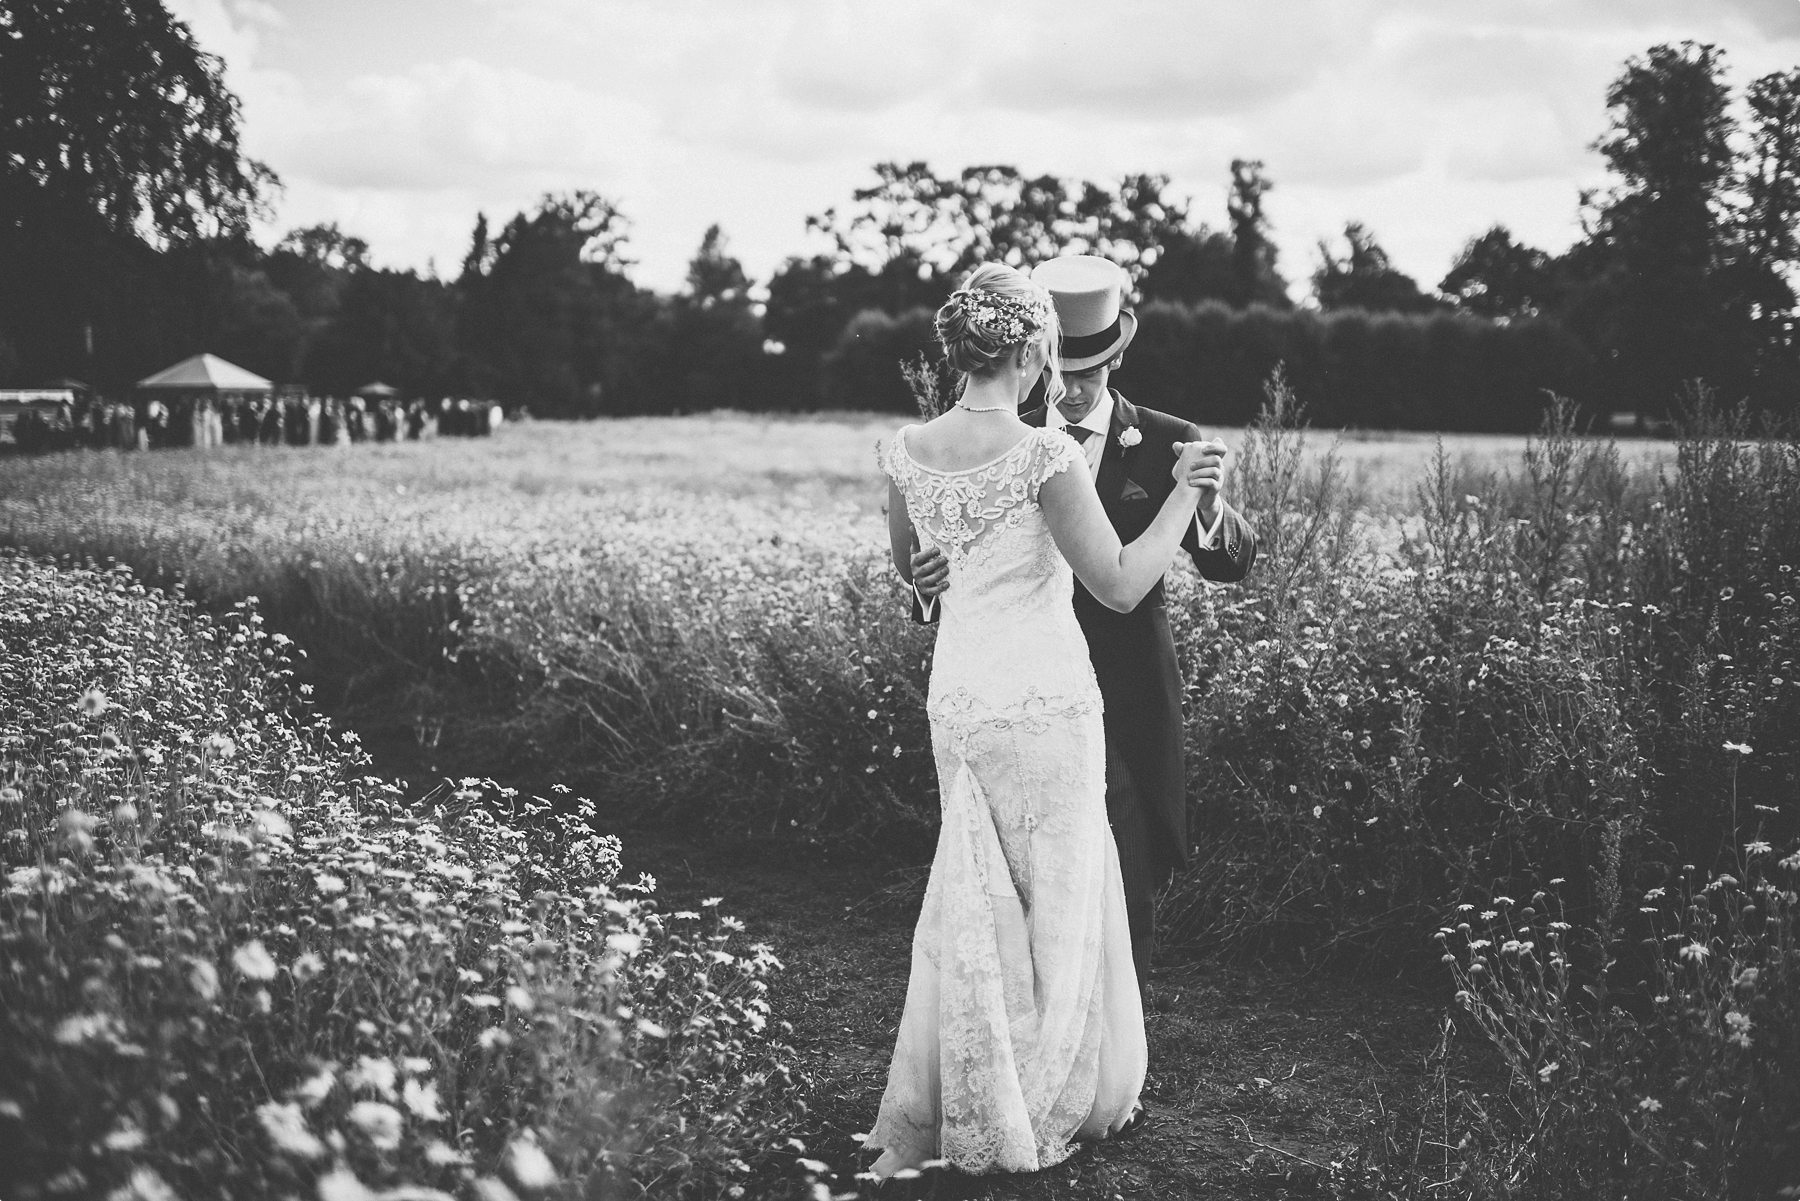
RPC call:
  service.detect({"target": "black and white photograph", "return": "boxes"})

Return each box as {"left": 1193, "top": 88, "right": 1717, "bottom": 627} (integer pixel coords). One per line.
{"left": 2, "top": 1, "right": 1798, "bottom": 1197}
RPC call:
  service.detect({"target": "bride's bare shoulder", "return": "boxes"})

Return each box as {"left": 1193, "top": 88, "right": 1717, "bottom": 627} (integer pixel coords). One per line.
{"left": 902, "top": 411, "right": 956, "bottom": 449}
{"left": 904, "top": 413, "right": 1031, "bottom": 471}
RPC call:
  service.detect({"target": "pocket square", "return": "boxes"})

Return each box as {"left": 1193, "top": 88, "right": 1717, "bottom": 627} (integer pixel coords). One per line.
{"left": 1119, "top": 479, "right": 1150, "bottom": 503}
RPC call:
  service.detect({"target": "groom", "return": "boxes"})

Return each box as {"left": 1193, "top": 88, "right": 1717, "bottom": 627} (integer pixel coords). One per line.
{"left": 911, "top": 254, "right": 1257, "bottom": 1002}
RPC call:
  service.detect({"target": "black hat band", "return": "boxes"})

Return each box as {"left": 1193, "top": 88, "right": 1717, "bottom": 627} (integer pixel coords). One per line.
{"left": 1060, "top": 315, "right": 1124, "bottom": 361}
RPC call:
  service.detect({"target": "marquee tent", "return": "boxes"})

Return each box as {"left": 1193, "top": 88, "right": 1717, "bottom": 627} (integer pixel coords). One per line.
{"left": 136, "top": 354, "right": 272, "bottom": 392}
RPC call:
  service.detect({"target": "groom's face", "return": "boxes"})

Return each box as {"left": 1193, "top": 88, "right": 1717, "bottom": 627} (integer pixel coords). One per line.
{"left": 1056, "top": 361, "right": 1113, "bottom": 423}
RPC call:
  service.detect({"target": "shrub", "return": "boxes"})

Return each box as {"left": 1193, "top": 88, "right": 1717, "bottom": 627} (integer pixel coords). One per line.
{"left": 812, "top": 299, "right": 1599, "bottom": 431}
{"left": 0, "top": 553, "right": 804, "bottom": 1200}
{"left": 1168, "top": 390, "right": 1798, "bottom": 963}
{"left": 1118, "top": 302, "right": 1597, "bottom": 433}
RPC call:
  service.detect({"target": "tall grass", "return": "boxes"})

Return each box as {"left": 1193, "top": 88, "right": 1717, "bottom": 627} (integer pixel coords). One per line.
{"left": 1423, "top": 855, "right": 1800, "bottom": 1198}
{"left": 1168, "top": 387, "right": 1797, "bottom": 958}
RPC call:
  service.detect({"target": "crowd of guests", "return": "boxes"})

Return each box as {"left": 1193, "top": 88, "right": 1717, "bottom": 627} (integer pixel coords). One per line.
{"left": 6, "top": 394, "right": 506, "bottom": 453}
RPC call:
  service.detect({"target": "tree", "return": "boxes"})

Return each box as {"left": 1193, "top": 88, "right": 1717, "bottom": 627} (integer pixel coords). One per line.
{"left": 0, "top": 0, "right": 275, "bottom": 389}
{"left": 1733, "top": 67, "right": 1800, "bottom": 400}
{"left": 1584, "top": 41, "right": 1738, "bottom": 410}
{"left": 1097, "top": 172, "right": 1202, "bottom": 279}
{"left": 1741, "top": 70, "right": 1800, "bottom": 267}
{"left": 1138, "top": 229, "right": 1238, "bottom": 305}
{"left": 455, "top": 192, "right": 666, "bottom": 415}
{"left": 806, "top": 161, "right": 1209, "bottom": 293}
{"left": 460, "top": 213, "right": 493, "bottom": 284}
{"left": 265, "top": 223, "right": 369, "bottom": 327}
{"left": 791, "top": 160, "right": 1297, "bottom": 401}
{"left": 763, "top": 255, "right": 866, "bottom": 407}
{"left": 1140, "top": 162, "right": 1293, "bottom": 308}
{"left": 673, "top": 225, "right": 765, "bottom": 409}
{"left": 1440, "top": 226, "right": 1559, "bottom": 320}
{"left": 808, "top": 161, "right": 1052, "bottom": 292}
{"left": 204, "top": 259, "right": 304, "bottom": 381}
{"left": 533, "top": 191, "right": 633, "bottom": 272}
{"left": 1591, "top": 43, "right": 1736, "bottom": 263}
{"left": 685, "top": 224, "right": 751, "bottom": 308}
{"left": 305, "top": 269, "right": 459, "bottom": 397}
{"left": 1313, "top": 222, "right": 1442, "bottom": 313}
{"left": 277, "top": 224, "right": 370, "bottom": 274}
{"left": 1226, "top": 159, "right": 1290, "bottom": 306}
{"left": 0, "top": 0, "right": 275, "bottom": 245}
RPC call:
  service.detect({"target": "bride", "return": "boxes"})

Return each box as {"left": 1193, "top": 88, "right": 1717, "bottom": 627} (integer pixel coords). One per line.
{"left": 869, "top": 263, "right": 1213, "bottom": 1178}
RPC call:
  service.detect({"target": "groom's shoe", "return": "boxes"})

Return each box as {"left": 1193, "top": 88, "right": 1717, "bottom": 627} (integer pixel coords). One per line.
{"left": 1112, "top": 1103, "right": 1151, "bottom": 1142}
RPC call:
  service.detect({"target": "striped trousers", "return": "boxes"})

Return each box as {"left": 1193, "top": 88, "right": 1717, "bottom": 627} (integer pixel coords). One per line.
{"left": 1103, "top": 742, "right": 1159, "bottom": 1000}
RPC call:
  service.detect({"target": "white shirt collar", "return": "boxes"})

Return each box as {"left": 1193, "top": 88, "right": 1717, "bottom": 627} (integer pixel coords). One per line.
{"left": 1049, "top": 389, "right": 1114, "bottom": 438}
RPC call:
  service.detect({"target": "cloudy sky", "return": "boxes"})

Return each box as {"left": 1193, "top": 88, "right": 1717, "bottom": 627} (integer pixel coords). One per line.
{"left": 167, "top": 0, "right": 1800, "bottom": 298}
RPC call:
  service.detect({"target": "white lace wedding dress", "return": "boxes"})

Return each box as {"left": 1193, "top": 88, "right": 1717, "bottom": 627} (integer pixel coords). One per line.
{"left": 868, "top": 424, "right": 1146, "bottom": 1178}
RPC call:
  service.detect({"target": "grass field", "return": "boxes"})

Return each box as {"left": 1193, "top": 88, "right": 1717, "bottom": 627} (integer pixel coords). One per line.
{"left": 2, "top": 408, "right": 1678, "bottom": 506}
{"left": 1, "top": 409, "right": 1794, "bottom": 1199}
{"left": 313, "top": 412, "right": 1674, "bottom": 512}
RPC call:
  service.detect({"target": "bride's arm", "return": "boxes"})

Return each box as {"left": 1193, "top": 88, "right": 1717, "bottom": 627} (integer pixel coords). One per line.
{"left": 887, "top": 480, "right": 917, "bottom": 581}
{"left": 1040, "top": 443, "right": 1205, "bottom": 612}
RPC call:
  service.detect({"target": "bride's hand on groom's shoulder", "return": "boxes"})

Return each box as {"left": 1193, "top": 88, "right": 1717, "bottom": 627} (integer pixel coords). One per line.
{"left": 911, "top": 546, "right": 951, "bottom": 598}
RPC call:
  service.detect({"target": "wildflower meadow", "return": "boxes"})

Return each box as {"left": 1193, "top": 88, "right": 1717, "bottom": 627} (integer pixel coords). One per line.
{"left": 0, "top": 555, "right": 805, "bottom": 1200}
{"left": 0, "top": 392, "right": 1796, "bottom": 1198}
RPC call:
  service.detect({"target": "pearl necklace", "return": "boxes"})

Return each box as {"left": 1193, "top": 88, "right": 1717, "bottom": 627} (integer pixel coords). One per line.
{"left": 954, "top": 401, "right": 1013, "bottom": 413}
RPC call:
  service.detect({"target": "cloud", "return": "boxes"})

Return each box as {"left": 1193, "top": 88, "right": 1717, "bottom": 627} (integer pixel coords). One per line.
{"left": 1439, "top": 100, "right": 1596, "bottom": 185}
{"left": 1543, "top": 0, "right": 1800, "bottom": 42}
{"left": 262, "top": 178, "right": 483, "bottom": 275}
{"left": 1248, "top": 76, "right": 1429, "bottom": 190}
{"left": 1347, "top": 28, "right": 1604, "bottom": 185}
{"left": 1386, "top": 26, "right": 1603, "bottom": 102}
{"left": 164, "top": 0, "right": 265, "bottom": 66}
{"left": 253, "top": 60, "right": 648, "bottom": 193}
{"left": 232, "top": 0, "right": 286, "bottom": 31}
{"left": 772, "top": 0, "right": 963, "bottom": 114}
{"left": 1719, "top": 0, "right": 1800, "bottom": 40}
{"left": 979, "top": 0, "right": 1345, "bottom": 119}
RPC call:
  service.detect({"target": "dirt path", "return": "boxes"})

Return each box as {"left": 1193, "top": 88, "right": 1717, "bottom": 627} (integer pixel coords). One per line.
{"left": 620, "top": 833, "right": 1449, "bottom": 1200}
{"left": 353, "top": 719, "right": 1451, "bottom": 1197}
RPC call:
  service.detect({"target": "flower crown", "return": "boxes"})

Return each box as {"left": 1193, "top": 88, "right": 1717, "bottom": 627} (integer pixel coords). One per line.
{"left": 946, "top": 285, "right": 1051, "bottom": 347}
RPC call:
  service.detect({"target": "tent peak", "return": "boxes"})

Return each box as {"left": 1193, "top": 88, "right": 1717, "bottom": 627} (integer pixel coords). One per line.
{"left": 136, "top": 354, "right": 272, "bottom": 392}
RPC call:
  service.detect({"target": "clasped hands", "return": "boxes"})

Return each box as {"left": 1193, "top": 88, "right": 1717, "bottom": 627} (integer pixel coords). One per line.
{"left": 909, "top": 438, "right": 1230, "bottom": 599}
{"left": 1174, "top": 438, "right": 1229, "bottom": 503}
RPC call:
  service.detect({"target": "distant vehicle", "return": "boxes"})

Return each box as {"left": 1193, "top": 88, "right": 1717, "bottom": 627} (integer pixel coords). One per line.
{"left": 1606, "top": 410, "right": 1676, "bottom": 437}
{"left": 0, "top": 389, "right": 76, "bottom": 447}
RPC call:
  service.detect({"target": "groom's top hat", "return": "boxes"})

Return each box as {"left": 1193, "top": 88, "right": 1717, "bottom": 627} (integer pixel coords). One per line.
{"left": 1031, "top": 255, "right": 1138, "bottom": 372}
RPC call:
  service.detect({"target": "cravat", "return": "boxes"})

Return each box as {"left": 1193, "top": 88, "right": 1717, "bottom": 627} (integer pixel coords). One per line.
{"left": 1063, "top": 425, "right": 1093, "bottom": 446}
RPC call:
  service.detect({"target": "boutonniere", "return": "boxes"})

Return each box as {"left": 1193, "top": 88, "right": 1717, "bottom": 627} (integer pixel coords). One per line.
{"left": 1117, "top": 427, "right": 1141, "bottom": 449}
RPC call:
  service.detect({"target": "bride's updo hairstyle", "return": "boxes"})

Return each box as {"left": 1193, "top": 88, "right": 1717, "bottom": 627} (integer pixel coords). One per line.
{"left": 935, "top": 263, "right": 1065, "bottom": 405}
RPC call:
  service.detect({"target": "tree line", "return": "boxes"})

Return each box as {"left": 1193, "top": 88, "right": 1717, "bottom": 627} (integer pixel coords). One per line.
{"left": 2, "top": 1, "right": 1796, "bottom": 428}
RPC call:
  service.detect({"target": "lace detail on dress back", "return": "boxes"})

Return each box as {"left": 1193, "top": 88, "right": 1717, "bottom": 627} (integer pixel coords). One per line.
{"left": 883, "top": 425, "right": 1083, "bottom": 571}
